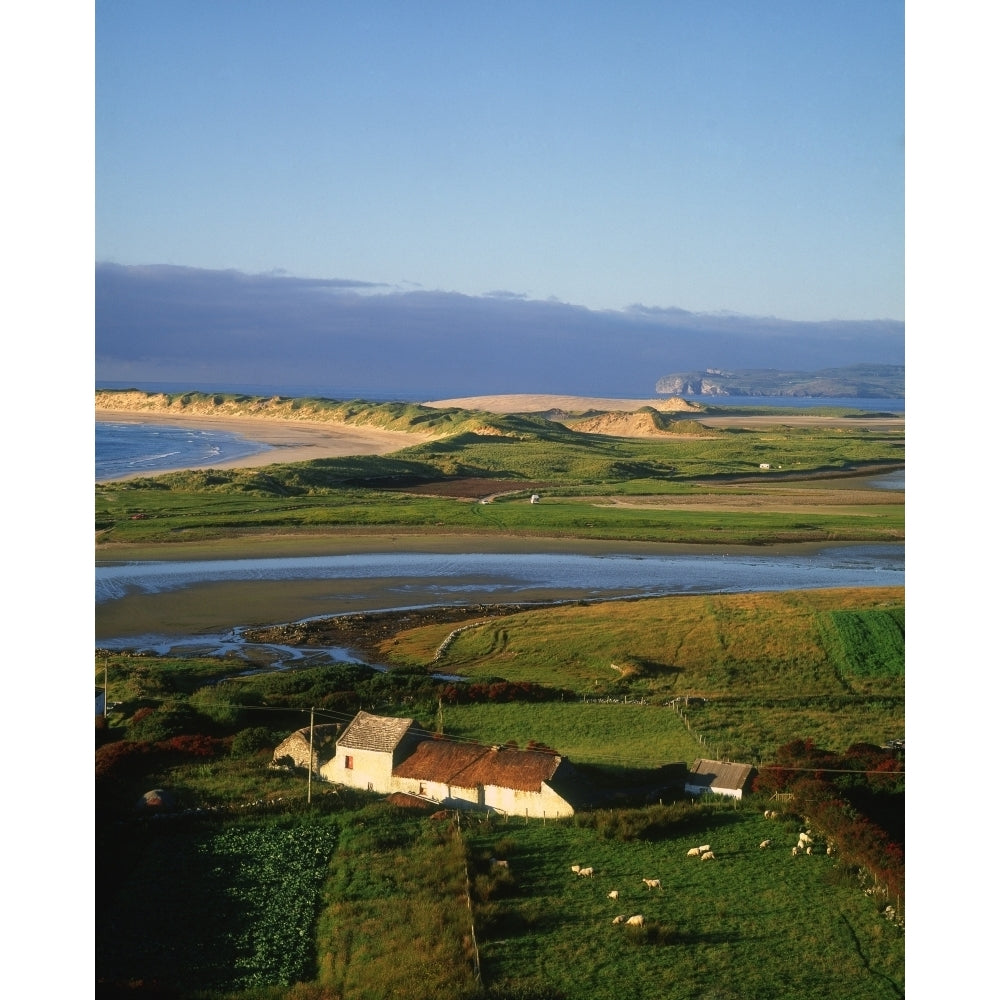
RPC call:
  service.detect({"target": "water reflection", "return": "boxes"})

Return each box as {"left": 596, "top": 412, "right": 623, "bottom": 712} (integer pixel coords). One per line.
{"left": 96, "top": 544, "right": 903, "bottom": 668}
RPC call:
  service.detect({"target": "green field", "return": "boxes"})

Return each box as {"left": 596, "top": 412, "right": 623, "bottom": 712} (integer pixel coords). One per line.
{"left": 96, "top": 796, "right": 903, "bottom": 999}
{"left": 95, "top": 393, "right": 904, "bottom": 997}
{"left": 96, "top": 394, "right": 903, "bottom": 547}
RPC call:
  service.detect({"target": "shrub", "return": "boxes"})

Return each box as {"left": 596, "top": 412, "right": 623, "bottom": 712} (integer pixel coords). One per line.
{"left": 231, "top": 726, "right": 274, "bottom": 758}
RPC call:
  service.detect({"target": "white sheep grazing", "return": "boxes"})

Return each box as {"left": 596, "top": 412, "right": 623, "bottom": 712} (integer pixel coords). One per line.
{"left": 612, "top": 914, "right": 627, "bottom": 924}
{"left": 686, "top": 847, "right": 701, "bottom": 858}
{"left": 806, "top": 846, "right": 813, "bottom": 855}
{"left": 697, "top": 845, "right": 711, "bottom": 854}
{"left": 625, "top": 915, "right": 645, "bottom": 927}
{"left": 642, "top": 878, "right": 662, "bottom": 890}
{"left": 798, "top": 833, "right": 813, "bottom": 846}
{"left": 759, "top": 839, "right": 772, "bottom": 849}
{"left": 700, "top": 851, "right": 716, "bottom": 861}
{"left": 827, "top": 845, "right": 835, "bottom": 856}
{"left": 578, "top": 866, "right": 595, "bottom": 877}
{"left": 571, "top": 864, "right": 582, "bottom": 873}
{"left": 791, "top": 845, "right": 800, "bottom": 856}
{"left": 608, "top": 890, "right": 619, "bottom": 900}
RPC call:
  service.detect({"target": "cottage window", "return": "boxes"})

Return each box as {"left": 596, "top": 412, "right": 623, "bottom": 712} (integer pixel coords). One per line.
{"left": 344, "top": 755, "right": 353, "bottom": 769}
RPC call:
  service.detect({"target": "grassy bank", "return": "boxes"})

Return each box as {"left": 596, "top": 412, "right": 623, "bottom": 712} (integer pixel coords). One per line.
{"left": 96, "top": 393, "right": 903, "bottom": 549}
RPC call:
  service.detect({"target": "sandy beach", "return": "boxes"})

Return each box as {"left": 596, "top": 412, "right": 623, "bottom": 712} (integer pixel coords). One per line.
{"left": 96, "top": 409, "right": 436, "bottom": 479}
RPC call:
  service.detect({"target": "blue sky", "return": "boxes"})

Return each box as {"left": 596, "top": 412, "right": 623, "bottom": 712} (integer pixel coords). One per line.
{"left": 96, "top": 0, "right": 903, "bottom": 322}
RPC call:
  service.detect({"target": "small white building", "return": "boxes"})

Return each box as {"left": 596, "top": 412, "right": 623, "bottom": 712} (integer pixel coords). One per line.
{"left": 684, "top": 759, "right": 757, "bottom": 800}
{"left": 319, "top": 711, "right": 423, "bottom": 793}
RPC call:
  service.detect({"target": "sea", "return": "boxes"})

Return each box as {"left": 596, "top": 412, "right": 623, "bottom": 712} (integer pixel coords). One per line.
{"left": 95, "top": 421, "right": 276, "bottom": 482}
{"left": 95, "top": 381, "right": 903, "bottom": 482}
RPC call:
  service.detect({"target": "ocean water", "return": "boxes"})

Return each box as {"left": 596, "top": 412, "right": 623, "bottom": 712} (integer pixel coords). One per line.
{"left": 96, "top": 421, "right": 273, "bottom": 481}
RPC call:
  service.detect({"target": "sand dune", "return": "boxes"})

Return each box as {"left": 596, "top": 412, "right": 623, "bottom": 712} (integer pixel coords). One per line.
{"left": 423, "top": 393, "right": 702, "bottom": 413}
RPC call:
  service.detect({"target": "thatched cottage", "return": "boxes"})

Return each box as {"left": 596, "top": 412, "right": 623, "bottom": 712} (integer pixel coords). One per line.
{"left": 684, "top": 758, "right": 757, "bottom": 799}
{"left": 317, "top": 710, "right": 587, "bottom": 818}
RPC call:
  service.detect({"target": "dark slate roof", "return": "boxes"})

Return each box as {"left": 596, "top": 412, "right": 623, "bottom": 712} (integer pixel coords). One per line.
{"left": 393, "top": 739, "right": 562, "bottom": 793}
{"left": 687, "top": 758, "right": 757, "bottom": 792}
{"left": 338, "top": 711, "right": 416, "bottom": 753}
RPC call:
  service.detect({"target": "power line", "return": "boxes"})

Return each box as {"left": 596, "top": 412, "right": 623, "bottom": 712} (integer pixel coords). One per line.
{"left": 224, "top": 702, "right": 903, "bottom": 774}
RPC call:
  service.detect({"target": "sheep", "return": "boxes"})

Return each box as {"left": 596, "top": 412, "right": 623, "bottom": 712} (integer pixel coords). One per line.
{"left": 611, "top": 914, "right": 627, "bottom": 924}
{"left": 625, "top": 914, "right": 645, "bottom": 927}
{"left": 578, "top": 866, "right": 595, "bottom": 877}
{"left": 759, "top": 839, "right": 772, "bottom": 849}
{"left": 607, "top": 890, "right": 619, "bottom": 900}
{"left": 686, "top": 847, "right": 701, "bottom": 858}
{"left": 641, "top": 878, "right": 662, "bottom": 890}
{"left": 570, "top": 864, "right": 582, "bottom": 873}
{"left": 826, "top": 845, "right": 835, "bottom": 856}
{"left": 697, "top": 845, "right": 711, "bottom": 854}
{"left": 798, "top": 833, "right": 813, "bottom": 846}
{"left": 791, "top": 845, "right": 800, "bottom": 856}
{"left": 700, "top": 851, "right": 716, "bottom": 861}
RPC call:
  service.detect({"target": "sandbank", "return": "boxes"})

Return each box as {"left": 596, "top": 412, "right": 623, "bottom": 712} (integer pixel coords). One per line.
{"left": 96, "top": 409, "right": 435, "bottom": 480}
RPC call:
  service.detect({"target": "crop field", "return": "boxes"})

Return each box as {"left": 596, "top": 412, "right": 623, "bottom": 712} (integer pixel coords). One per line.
{"left": 96, "top": 798, "right": 903, "bottom": 999}
{"left": 97, "top": 816, "right": 341, "bottom": 993}
{"left": 823, "top": 608, "right": 905, "bottom": 679}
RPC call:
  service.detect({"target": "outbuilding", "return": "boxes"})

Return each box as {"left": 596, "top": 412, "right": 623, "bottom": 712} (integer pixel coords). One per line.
{"left": 684, "top": 758, "right": 757, "bottom": 800}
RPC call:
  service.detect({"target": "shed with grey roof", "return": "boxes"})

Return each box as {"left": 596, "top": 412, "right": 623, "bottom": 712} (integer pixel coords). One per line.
{"left": 684, "top": 759, "right": 757, "bottom": 799}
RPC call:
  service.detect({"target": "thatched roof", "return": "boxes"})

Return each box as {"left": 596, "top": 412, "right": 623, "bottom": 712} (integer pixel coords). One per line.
{"left": 393, "top": 739, "right": 562, "bottom": 793}
{"left": 338, "top": 711, "right": 416, "bottom": 753}
{"left": 687, "top": 759, "right": 757, "bottom": 793}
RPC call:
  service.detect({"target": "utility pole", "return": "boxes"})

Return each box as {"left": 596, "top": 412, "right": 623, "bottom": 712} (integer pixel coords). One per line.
{"left": 307, "top": 707, "right": 315, "bottom": 805}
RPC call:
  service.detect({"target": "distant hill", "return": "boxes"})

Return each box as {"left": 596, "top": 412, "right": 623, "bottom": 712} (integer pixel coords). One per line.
{"left": 654, "top": 365, "right": 904, "bottom": 398}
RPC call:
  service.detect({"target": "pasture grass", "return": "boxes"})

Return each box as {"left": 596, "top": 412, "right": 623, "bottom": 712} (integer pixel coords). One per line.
{"left": 96, "top": 798, "right": 903, "bottom": 1000}
{"left": 438, "top": 701, "right": 705, "bottom": 769}
{"left": 315, "top": 805, "right": 479, "bottom": 999}
{"left": 386, "top": 588, "right": 904, "bottom": 696}
{"left": 375, "top": 587, "right": 904, "bottom": 760}
{"left": 461, "top": 805, "right": 904, "bottom": 1000}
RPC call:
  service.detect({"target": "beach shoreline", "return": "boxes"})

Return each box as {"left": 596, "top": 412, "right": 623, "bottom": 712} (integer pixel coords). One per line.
{"left": 96, "top": 409, "right": 435, "bottom": 480}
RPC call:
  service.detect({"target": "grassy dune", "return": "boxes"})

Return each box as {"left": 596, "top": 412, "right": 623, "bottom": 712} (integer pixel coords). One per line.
{"left": 96, "top": 391, "right": 903, "bottom": 548}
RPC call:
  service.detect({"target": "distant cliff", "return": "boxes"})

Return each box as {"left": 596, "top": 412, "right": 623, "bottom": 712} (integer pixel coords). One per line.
{"left": 654, "top": 365, "right": 904, "bottom": 398}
